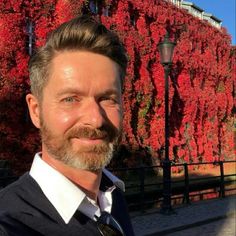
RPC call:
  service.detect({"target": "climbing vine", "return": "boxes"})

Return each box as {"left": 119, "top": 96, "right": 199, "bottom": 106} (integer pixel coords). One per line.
{"left": 0, "top": 0, "right": 235, "bottom": 174}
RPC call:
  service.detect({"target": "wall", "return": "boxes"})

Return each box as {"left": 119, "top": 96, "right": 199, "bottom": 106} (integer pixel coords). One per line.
{"left": 0, "top": 0, "right": 235, "bottom": 173}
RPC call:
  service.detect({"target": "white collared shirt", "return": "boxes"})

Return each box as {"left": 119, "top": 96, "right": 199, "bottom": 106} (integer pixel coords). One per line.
{"left": 29, "top": 153, "right": 124, "bottom": 224}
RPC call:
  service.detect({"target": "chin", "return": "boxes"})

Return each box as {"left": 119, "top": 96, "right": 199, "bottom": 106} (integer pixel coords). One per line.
{"left": 62, "top": 150, "right": 113, "bottom": 171}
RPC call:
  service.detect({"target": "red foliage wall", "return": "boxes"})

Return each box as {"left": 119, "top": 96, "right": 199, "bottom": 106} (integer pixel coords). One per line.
{"left": 0, "top": 0, "right": 235, "bottom": 174}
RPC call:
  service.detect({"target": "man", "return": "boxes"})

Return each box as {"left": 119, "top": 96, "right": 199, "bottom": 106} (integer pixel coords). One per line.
{"left": 0, "top": 15, "right": 134, "bottom": 236}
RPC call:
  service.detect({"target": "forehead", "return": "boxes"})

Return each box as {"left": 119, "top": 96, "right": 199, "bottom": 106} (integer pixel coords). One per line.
{"left": 46, "top": 51, "right": 122, "bottom": 93}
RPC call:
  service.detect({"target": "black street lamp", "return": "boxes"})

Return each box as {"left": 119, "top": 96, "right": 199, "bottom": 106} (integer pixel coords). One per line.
{"left": 158, "top": 31, "right": 176, "bottom": 214}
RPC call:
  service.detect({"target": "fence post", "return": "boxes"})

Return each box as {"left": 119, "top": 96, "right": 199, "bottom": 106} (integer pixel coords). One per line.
{"left": 139, "top": 165, "right": 145, "bottom": 212}
{"left": 183, "top": 163, "right": 190, "bottom": 204}
{"left": 219, "top": 161, "right": 225, "bottom": 198}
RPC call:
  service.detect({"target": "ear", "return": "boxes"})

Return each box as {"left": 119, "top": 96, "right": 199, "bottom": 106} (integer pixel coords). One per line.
{"left": 26, "top": 94, "right": 41, "bottom": 129}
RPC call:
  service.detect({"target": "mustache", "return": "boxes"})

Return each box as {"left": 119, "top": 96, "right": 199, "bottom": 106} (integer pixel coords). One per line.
{"left": 66, "top": 126, "right": 119, "bottom": 142}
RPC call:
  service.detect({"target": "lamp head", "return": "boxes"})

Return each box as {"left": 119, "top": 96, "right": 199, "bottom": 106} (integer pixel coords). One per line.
{"left": 158, "top": 32, "right": 176, "bottom": 65}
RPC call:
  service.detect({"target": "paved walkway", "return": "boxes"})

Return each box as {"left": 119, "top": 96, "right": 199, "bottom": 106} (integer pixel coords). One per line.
{"left": 131, "top": 195, "right": 236, "bottom": 236}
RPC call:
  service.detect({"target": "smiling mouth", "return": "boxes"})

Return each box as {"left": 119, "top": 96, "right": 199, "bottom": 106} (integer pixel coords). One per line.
{"left": 72, "top": 137, "right": 107, "bottom": 145}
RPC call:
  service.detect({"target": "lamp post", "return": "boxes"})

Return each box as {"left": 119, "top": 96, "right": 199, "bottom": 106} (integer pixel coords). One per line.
{"left": 158, "top": 31, "right": 176, "bottom": 214}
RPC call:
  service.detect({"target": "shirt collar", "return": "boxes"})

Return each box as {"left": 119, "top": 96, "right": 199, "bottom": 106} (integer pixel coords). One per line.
{"left": 102, "top": 168, "right": 125, "bottom": 192}
{"left": 29, "top": 153, "right": 124, "bottom": 223}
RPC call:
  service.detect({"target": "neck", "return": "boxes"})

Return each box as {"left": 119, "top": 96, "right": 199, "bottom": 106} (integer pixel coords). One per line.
{"left": 42, "top": 151, "right": 102, "bottom": 201}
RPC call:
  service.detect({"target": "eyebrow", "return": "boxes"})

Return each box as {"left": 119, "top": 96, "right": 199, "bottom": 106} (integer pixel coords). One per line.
{"left": 56, "top": 89, "right": 85, "bottom": 97}
{"left": 56, "top": 88, "right": 120, "bottom": 98}
{"left": 99, "top": 89, "right": 120, "bottom": 97}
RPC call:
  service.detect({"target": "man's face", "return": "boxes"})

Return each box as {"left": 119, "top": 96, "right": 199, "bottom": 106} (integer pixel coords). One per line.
{"left": 38, "top": 51, "right": 123, "bottom": 170}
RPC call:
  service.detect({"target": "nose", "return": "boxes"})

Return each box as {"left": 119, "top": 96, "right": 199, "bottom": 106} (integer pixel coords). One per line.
{"left": 81, "top": 99, "right": 106, "bottom": 129}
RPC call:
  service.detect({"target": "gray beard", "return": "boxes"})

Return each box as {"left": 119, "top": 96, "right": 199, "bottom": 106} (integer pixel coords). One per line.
{"left": 48, "top": 143, "right": 115, "bottom": 171}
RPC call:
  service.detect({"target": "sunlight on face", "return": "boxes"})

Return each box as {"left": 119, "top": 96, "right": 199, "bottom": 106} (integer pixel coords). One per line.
{"left": 39, "top": 51, "right": 123, "bottom": 170}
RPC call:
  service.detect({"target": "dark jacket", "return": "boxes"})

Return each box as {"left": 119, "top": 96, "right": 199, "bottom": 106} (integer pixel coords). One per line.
{"left": 0, "top": 173, "right": 134, "bottom": 236}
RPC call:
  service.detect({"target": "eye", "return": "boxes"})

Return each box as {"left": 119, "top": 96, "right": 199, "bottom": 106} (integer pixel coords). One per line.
{"left": 62, "top": 97, "right": 77, "bottom": 103}
{"left": 100, "top": 96, "right": 118, "bottom": 104}
{"left": 100, "top": 96, "right": 110, "bottom": 101}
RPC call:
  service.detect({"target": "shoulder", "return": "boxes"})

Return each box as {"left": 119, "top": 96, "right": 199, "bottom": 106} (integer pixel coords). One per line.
{"left": 0, "top": 173, "right": 28, "bottom": 197}
{"left": 0, "top": 174, "right": 33, "bottom": 235}
{"left": 0, "top": 173, "right": 39, "bottom": 210}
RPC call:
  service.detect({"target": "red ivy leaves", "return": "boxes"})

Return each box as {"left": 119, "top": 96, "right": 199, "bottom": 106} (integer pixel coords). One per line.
{"left": 0, "top": 0, "right": 235, "bottom": 174}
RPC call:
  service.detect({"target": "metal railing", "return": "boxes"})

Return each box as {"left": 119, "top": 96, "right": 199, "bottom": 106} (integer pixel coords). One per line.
{"left": 109, "top": 160, "right": 236, "bottom": 212}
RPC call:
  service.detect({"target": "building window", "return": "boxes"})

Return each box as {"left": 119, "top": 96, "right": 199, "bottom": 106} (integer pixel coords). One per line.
{"left": 89, "top": 0, "right": 99, "bottom": 14}
{"left": 26, "top": 19, "right": 34, "bottom": 56}
{"left": 102, "top": 6, "right": 109, "bottom": 16}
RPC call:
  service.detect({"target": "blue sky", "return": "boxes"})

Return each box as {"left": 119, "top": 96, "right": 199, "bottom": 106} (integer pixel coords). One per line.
{"left": 191, "top": 0, "right": 236, "bottom": 45}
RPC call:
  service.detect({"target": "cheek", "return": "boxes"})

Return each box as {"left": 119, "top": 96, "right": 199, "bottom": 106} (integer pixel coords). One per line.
{"left": 43, "top": 110, "right": 77, "bottom": 133}
{"left": 106, "top": 109, "right": 122, "bottom": 128}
